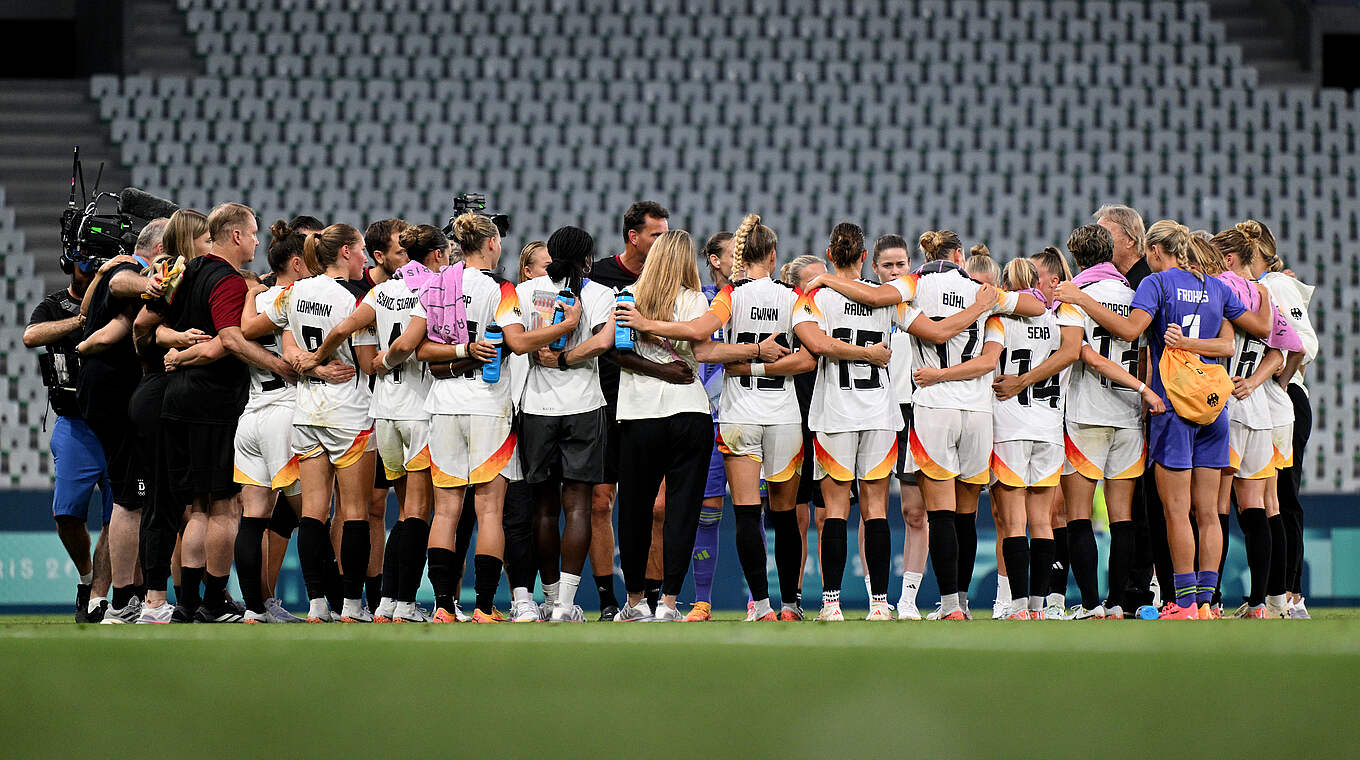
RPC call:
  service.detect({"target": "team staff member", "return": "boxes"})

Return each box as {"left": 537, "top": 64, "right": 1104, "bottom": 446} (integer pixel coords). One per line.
{"left": 24, "top": 256, "right": 112, "bottom": 622}
{"left": 76, "top": 221, "right": 167, "bottom": 622}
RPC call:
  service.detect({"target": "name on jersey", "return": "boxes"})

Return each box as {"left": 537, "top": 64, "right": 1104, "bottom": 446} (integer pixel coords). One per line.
{"left": 1100, "top": 301, "right": 1132, "bottom": 316}
{"left": 750, "top": 306, "right": 780, "bottom": 321}
{"left": 1027, "top": 325, "right": 1051, "bottom": 340}
{"left": 943, "top": 291, "right": 966, "bottom": 309}
{"left": 376, "top": 291, "right": 420, "bottom": 311}
{"left": 295, "top": 299, "right": 333, "bottom": 317}
{"left": 843, "top": 302, "right": 873, "bottom": 316}
{"left": 1176, "top": 288, "right": 1210, "bottom": 303}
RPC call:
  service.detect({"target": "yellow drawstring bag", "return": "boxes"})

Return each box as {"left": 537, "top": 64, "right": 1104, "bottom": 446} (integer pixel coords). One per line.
{"left": 1159, "top": 346, "right": 1232, "bottom": 425}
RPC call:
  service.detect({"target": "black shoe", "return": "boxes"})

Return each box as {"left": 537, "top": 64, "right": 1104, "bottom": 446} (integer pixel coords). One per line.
{"left": 194, "top": 603, "right": 243, "bottom": 623}
{"left": 598, "top": 604, "right": 619, "bottom": 622}
{"left": 172, "top": 605, "right": 195, "bottom": 623}
{"left": 75, "top": 584, "right": 92, "bottom": 623}
{"left": 226, "top": 598, "right": 247, "bottom": 616}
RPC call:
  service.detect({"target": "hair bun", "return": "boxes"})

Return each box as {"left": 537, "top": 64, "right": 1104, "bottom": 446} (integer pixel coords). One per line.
{"left": 269, "top": 219, "right": 293, "bottom": 239}
{"left": 970, "top": 243, "right": 991, "bottom": 258}
{"left": 1236, "top": 220, "right": 1262, "bottom": 240}
{"left": 919, "top": 231, "right": 939, "bottom": 256}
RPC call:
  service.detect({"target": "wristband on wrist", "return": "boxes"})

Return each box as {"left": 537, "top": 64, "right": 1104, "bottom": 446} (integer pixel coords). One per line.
{"left": 557, "top": 349, "right": 570, "bottom": 370}
{"left": 1137, "top": 382, "right": 1147, "bottom": 394}
{"left": 381, "top": 354, "right": 395, "bottom": 371}
{"left": 750, "top": 363, "right": 767, "bottom": 377}
{"left": 454, "top": 343, "right": 467, "bottom": 360}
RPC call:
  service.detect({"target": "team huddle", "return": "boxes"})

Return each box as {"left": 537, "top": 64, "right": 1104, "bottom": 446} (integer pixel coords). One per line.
{"left": 31, "top": 198, "right": 1319, "bottom": 624}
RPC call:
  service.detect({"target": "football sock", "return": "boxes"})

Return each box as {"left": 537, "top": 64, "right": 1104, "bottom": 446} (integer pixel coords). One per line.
{"left": 733, "top": 504, "right": 769, "bottom": 602}
{"left": 398, "top": 517, "right": 429, "bottom": 603}
{"left": 543, "top": 580, "right": 560, "bottom": 608}
{"left": 203, "top": 572, "right": 228, "bottom": 609}
{"left": 1196, "top": 570, "right": 1218, "bottom": 606}
{"left": 512, "top": 586, "right": 532, "bottom": 604}
{"left": 1002, "top": 536, "right": 1029, "bottom": 603}
{"left": 899, "top": 571, "right": 923, "bottom": 608}
{"left": 296, "top": 517, "right": 329, "bottom": 602}
{"left": 365, "top": 575, "right": 383, "bottom": 611}
{"left": 955, "top": 511, "right": 978, "bottom": 600}
{"left": 926, "top": 511, "right": 959, "bottom": 596}
{"left": 1105, "top": 520, "right": 1134, "bottom": 611}
{"left": 939, "top": 591, "right": 960, "bottom": 615}
{"left": 768, "top": 508, "right": 802, "bottom": 608}
{"left": 1267, "top": 514, "right": 1288, "bottom": 598}
{"left": 1050, "top": 526, "right": 1069, "bottom": 600}
{"left": 474, "top": 554, "right": 503, "bottom": 614}
{"left": 179, "top": 565, "right": 204, "bottom": 611}
{"left": 79, "top": 569, "right": 94, "bottom": 586}
{"left": 690, "top": 503, "right": 722, "bottom": 604}
{"left": 339, "top": 520, "right": 370, "bottom": 601}
{"left": 559, "top": 572, "right": 581, "bottom": 608}
{"left": 644, "top": 578, "right": 662, "bottom": 612}
{"left": 111, "top": 585, "right": 135, "bottom": 610}
{"left": 1029, "top": 538, "right": 1055, "bottom": 604}
{"left": 1238, "top": 508, "right": 1271, "bottom": 606}
{"left": 1173, "top": 572, "right": 1198, "bottom": 609}
{"left": 380, "top": 519, "right": 405, "bottom": 601}
{"left": 427, "top": 547, "right": 457, "bottom": 612}
{"left": 233, "top": 515, "right": 269, "bottom": 613}
{"left": 1067, "top": 518, "right": 1100, "bottom": 609}
{"left": 820, "top": 517, "right": 848, "bottom": 594}
{"left": 595, "top": 575, "right": 619, "bottom": 610}
{"left": 320, "top": 526, "right": 344, "bottom": 611}
{"left": 995, "top": 573, "right": 1010, "bottom": 604}
{"left": 864, "top": 518, "right": 891, "bottom": 596}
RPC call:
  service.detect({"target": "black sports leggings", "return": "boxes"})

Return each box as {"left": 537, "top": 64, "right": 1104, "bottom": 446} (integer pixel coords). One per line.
{"left": 616, "top": 412, "right": 712, "bottom": 596}
{"left": 1277, "top": 383, "right": 1311, "bottom": 594}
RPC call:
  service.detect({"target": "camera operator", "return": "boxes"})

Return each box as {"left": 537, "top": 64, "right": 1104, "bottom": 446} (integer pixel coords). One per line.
{"left": 23, "top": 258, "right": 113, "bottom": 622}
{"left": 74, "top": 218, "right": 168, "bottom": 623}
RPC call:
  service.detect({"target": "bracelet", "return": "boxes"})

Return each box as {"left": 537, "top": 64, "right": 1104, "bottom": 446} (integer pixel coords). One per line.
{"left": 557, "top": 350, "right": 570, "bottom": 370}
{"left": 750, "top": 364, "right": 767, "bottom": 377}
{"left": 751, "top": 343, "right": 760, "bottom": 360}
{"left": 381, "top": 354, "right": 395, "bottom": 371}
{"left": 454, "top": 343, "right": 467, "bottom": 360}
{"left": 1137, "top": 382, "right": 1146, "bottom": 394}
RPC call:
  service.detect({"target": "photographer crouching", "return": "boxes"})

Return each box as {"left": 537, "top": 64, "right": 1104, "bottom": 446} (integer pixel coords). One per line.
{"left": 23, "top": 253, "right": 114, "bottom": 622}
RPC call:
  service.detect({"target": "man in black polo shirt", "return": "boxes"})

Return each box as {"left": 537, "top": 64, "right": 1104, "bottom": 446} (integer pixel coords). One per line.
{"left": 590, "top": 200, "right": 697, "bottom": 618}
{"left": 24, "top": 260, "right": 113, "bottom": 621}
{"left": 76, "top": 221, "right": 167, "bottom": 623}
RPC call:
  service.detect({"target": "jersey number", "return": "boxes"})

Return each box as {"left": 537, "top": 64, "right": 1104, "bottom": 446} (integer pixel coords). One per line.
{"left": 734, "top": 331, "right": 784, "bottom": 390}
{"left": 386, "top": 323, "right": 404, "bottom": 384}
{"left": 1234, "top": 343, "right": 1259, "bottom": 379}
{"left": 831, "top": 328, "right": 883, "bottom": 390}
{"left": 459, "top": 320, "right": 480, "bottom": 379}
{"left": 1000, "top": 348, "right": 1060, "bottom": 408}
{"left": 920, "top": 318, "right": 979, "bottom": 367}
{"left": 301, "top": 325, "right": 325, "bottom": 384}
{"left": 257, "top": 333, "right": 287, "bottom": 392}
{"left": 1092, "top": 326, "right": 1139, "bottom": 390}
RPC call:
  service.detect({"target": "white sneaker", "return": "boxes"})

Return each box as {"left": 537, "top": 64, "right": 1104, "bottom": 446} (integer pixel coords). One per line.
{"left": 339, "top": 599, "right": 372, "bottom": 622}
{"left": 372, "top": 598, "right": 397, "bottom": 622}
{"left": 960, "top": 599, "right": 972, "bottom": 620}
{"left": 1265, "top": 595, "right": 1290, "bottom": 618}
{"left": 510, "top": 599, "right": 541, "bottom": 622}
{"left": 306, "top": 598, "right": 332, "bottom": 623}
{"left": 136, "top": 602, "right": 175, "bottom": 624}
{"left": 242, "top": 609, "right": 271, "bottom": 624}
{"left": 550, "top": 604, "right": 586, "bottom": 622}
{"left": 1070, "top": 604, "right": 1106, "bottom": 620}
{"left": 866, "top": 601, "right": 893, "bottom": 621}
{"left": 264, "top": 598, "right": 303, "bottom": 623}
{"left": 992, "top": 599, "right": 1010, "bottom": 620}
{"left": 1149, "top": 576, "right": 1162, "bottom": 608}
{"left": 100, "top": 596, "right": 142, "bottom": 624}
{"left": 1043, "top": 603, "right": 1068, "bottom": 620}
{"left": 451, "top": 601, "right": 471, "bottom": 622}
{"left": 613, "top": 601, "right": 652, "bottom": 622}
{"left": 925, "top": 602, "right": 944, "bottom": 621}
{"left": 1105, "top": 605, "right": 1125, "bottom": 619}
{"left": 653, "top": 603, "right": 685, "bottom": 622}
{"left": 815, "top": 602, "right": 844, "bottom": 621}
{"left": 896, "top": 600, "right": 921, "bottom": 621}
{"left": 1288, "top": 598, "right": 1311, "bottom": 619}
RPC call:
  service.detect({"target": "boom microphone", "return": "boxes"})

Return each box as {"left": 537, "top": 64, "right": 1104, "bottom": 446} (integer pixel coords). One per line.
{"left": 119, "top": 187, "right": 179, "bottom": 222}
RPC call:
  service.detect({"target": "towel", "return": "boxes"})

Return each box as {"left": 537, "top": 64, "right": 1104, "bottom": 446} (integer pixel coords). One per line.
{"left": 1070, "top": 262, "right": 1129, "bottom": 289}
{"left": 1217, "top": 271, "right": 1302, "bottom": 353}
{"left": 418, "top": 261, "right": 469, "bottom": 345}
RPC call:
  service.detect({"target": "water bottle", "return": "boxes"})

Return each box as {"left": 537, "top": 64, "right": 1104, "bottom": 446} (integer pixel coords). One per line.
{"left": 549, "top": 290, "right": 575, "bottom": 350}
{"left": 614, "top": 290, "right": 635, "bottom": 351}
{"left": 1136, "top": 604, "right": 1159, "bottom": 620}
{"left": 481, "top": 324, "right": 503, "bottom": 383}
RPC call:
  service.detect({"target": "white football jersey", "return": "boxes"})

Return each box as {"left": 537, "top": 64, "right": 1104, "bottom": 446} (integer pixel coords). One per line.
{"left": 1064, "top": 279, "right": 1143, "bottom": 429}
{"left": 890, "top": 264, "right": 1021, "bottom": 412}
{"left": 415, "top": 268, "right": 522, "bottom": 419}
{"left": 708, "top": 277, "right": 802, "bottom": 426}
{"left": 792, "top": 284, "right": 912, "bottom": 434}
{"left": 889, "top": 328, "right": 913, "bottom": 404}
{"left": 1260, "top": 270, "right": 1317, "bottom": 397}
{"left": 1227, "top": 324, "right": 1273, "bottom": 430}
{"left": 992, "top": 307, "right": 1081, "bottom": 444}
{"left": 363, "top": 277, "right": 431, "bottom": 422}
{"left": 268, "top": 276, "right": 376, "bottom": 430}
{"left": 516, "top": 276, "right": 613, "bottom": 416}
{"left": 244, "top": 285, "right": 296, "bottom": 412}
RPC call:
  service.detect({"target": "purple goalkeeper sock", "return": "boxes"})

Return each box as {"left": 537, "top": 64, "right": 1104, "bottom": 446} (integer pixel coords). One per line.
{"left": 1196, "top": 570, "right": 1219, "bottom": 606}
{"left": 1173, "top": 572, "right": 1198, "bottom": 609}
{"left": 691, "top": 504, "right": 722, "bottom": 604}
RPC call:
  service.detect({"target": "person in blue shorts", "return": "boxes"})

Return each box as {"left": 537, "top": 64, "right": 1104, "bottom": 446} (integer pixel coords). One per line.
{"left": 1055, "top": 220, "right": 1271, "bottom": 619}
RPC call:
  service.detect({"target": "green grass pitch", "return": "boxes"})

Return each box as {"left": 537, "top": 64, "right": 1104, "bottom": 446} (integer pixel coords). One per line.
{"left": 3, "top": 610, "right": 1359, "bottom": 759}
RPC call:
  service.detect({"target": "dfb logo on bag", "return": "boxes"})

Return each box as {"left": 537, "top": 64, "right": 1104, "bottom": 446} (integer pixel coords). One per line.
{"left": 1206, "top": 392, "right": 1219, "bottom": 408}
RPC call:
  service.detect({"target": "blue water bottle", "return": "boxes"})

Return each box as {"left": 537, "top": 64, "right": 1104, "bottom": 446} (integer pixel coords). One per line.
{"left": 549, "top": 290, "right": 575, "bottom": 350}
{"left": 481, "top": 324, "right": 504, "bottom": 383}
{"left": 1136, "top": 604, "right": 1159, "bottom": 620}
{"left": 614, "top": 289, "right": 635, "bottom": 351}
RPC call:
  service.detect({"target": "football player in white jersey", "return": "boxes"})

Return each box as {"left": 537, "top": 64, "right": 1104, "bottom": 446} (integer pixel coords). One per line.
{"left": 618, "top": 214, "right": 807, "bottom": 621}
{"left": 989, "top": 258, "right": 1084, "bottom": 619}
{"left": 793, "top": 223, "right": 1002, "bottom": 621}
{"left": 404, "top": 213, "right": 582, "bottom": 622}
{"left": 1057, "top": 225, "right": 1163, "bottom": 619}
{"left": 809, "top": 229, "right": 1044, "bottom": 620}
{"left": 516, "top": 227, "right": 617, "bottom": 622}
{"left": 295, "top": 224, "right": 452, "bottom": 623}
{"left": 267, "top": 224, "right": 380, "bottom": 622}
{"left": 1206, "top": 229, "right": 1288, "bottom": 617}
